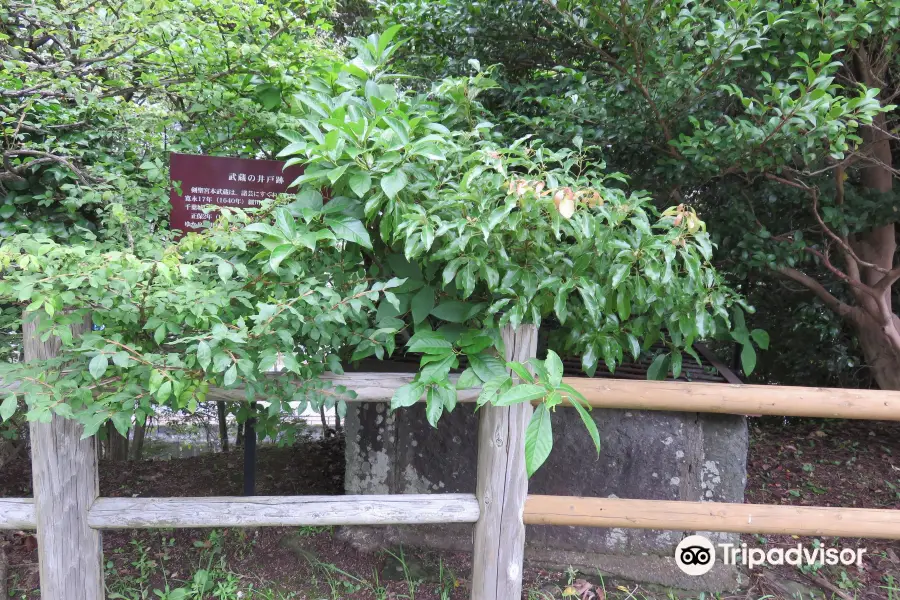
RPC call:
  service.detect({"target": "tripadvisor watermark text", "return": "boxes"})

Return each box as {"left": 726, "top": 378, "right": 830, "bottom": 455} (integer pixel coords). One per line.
{"left": 675, "top": 535, "right": 866, "bottom": 576}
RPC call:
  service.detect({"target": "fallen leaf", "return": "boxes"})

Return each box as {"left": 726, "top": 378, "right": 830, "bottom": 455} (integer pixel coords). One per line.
{"left": 573, "top": 578, "right": 595, "bottom": 600}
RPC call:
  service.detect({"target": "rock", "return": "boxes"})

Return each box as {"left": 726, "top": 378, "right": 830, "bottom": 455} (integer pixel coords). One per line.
{"left": 342, "top": 402, "right": 748, "bottom": 592}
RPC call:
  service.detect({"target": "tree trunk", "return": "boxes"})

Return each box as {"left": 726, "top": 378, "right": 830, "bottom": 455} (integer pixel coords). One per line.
{"left": 235, "top": 421, "right": 244, "bottom": 448}
{"left": 217, "top": 401, "right": 229, "bottom": 452}
{"left": 106, "top": 423, "right": 129, "bottom": 461}
{"left": 129, "top": 421, "right": 146, "bottom": 461}
{"left": 849, "top": 48, "right": 900, "bottom": 389}
{"left": 853, "top": 313, "right": 900, "bottom": 390}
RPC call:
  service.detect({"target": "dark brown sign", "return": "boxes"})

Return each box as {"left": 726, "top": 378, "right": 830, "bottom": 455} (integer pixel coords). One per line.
{"left": 169, "top": 153, "right": 304, "bottom": 234}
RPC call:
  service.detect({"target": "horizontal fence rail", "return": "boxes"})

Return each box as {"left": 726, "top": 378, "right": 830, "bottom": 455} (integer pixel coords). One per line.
{"left": 87, "top": 494, "right": 480, "bottom": 529}
{"left": 5, "top": 372, "right": 900, "bottom": 421}
{"left": 7, "top": 494, "right": 900, "bottom": 540}
{"left": 1, "top": 494, "right": 479, "bottom": 530}
{"left": 0, "top": 498, "right": 36, "bottom": 529}
{"left": 524, "top": 496, "right": 900, "bottom": 539}
{"left": 203, "top": 373, "right": 900, "bottom": 421}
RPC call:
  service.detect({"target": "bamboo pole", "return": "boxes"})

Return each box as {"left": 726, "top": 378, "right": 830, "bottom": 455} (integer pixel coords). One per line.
{"left": 200, "top": 374, "right": 900, "bottom": 421}
{"left": 564, "top": 378, "right": 900, "bottom": 421}
{"left": 524, "top": 495, "right": 900, "bottom": 539}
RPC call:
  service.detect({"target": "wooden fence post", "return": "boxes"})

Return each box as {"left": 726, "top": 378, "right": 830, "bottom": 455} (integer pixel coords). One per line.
{"left": 472, "top": 324, "right": 537, "bottom": 600}
{"left": 24, "top": 312, "right": 104, "bottom": 600}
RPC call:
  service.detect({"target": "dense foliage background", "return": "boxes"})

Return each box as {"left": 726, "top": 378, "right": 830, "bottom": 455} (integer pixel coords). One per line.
{"left": 367, "top": 0, "right": 900, "bottom": 390}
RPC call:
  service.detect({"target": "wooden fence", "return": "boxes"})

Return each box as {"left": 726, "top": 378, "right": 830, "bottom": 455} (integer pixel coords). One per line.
{"left": 2, "top": 323, "right": 900, "bottom": 600}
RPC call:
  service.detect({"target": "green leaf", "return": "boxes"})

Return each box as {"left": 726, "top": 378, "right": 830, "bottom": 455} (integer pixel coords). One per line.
{"left": 326, "top": 215, "right": 373, "bottom": 249}
{"left": 224, "top": 364, "right": 238, "bottom": 386}
{"left": 112, "top": 351, "right": 131, "bottom": 368}
{"left": 411, "top": 286, "right": 434, "bottom": 324}
{"left": 750, "top": 329, "right": 770, "bottom": 350}
{"left": 610, "top": 263, "right": 630, "bottom": 288}
{"left": 407, "top": 330, "right": 452, "bottom": 354}
{"left": 616, "top": 291, "right": 631, "bottom": 320}
{"left": 218, "top": 261, "right": 234, "bottom": 282}
{"left": 741, "top": 343, "right": 757, "bottom": 375}
{"left": 436, "top": 384, "right": 457, "bottom": 413}
{"left": 507, "top": 361, "right": 534, "bottom": 383}
{"left": 111, "top": 411, "right": 131, "bottom": 437}
{"left": 430, "top": 301, "right": 473, "bottom": 323}
{"left": 381, "top": 170, "right": 408, "bottom": 199}
{"left": 425, "top": 386, "right": 443, "bottom": 427}
{"left": 269, "top": 244, "right": 295, "bottom": 271}
{"left": 420, "top": 352, "right": 455, "bottom": 383}
{"left": 327, "top": 353, "right": 344, "bottom": 374}
{"left": 89, "top": 354, "right": 108, "bottom": 380}
{"left": 294, "top": 189, "right": 324, "bottom": 210}
{"left": 568, "top": 395, "right": 601, "bottom": 455}
{"left": 544, "top": 350, "right": 564, "bottom": 388}
{"left": 494, "top": 383, "right": 547, "bottom": 406}
{"left": 258, "top": 85, "right": 281, "bottom": 109}
{"left": 244, "top": 223, "right": 283, "bottom": 238}
{"left": 392, "top": 381, "right": 425, "bottom": 410}
{"left": 275, "top": 207, "right": 296, "bottom": 239}
{"left": 197, "top": 341, "right": 212, "bottom": 370}
{"left": 378, "top": 24, "right": 403, "bottom": 53}
{"left": 469, "top": 353, "right": 509, "bottom": 383}
{"left": 156, "top": 380, "right": 172, "bottom": 402}
{"left": 647, "top": 353, "right": 669, "bottom": 381}
{"left": 625, "top": 334, "right": 640, "bottom": 361}
{"left": 477, "top": 374, "right": 511, "bottom": 406}
{"left": 554, "top": 289, "right": 568, "bottom": 324}
{"left": 456, "top": 368, "right": 480, "bottom": 389}
{"left": 349, "top": 172, "right": 372, "bottom": 197}
{"left": 0, "top": 395, "right": 16, "bottom": 422}
{"left": 525, "top": 403, "right": 553, "bottom": 477}
{"left": 327, "top": 164, "right": 349, "bottom": 184}
{"left": 671, "top": 351, "right": 683, "bottom": 379}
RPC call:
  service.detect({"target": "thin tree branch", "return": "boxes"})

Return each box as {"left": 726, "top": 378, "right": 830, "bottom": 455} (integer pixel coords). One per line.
{"left": 3, "top": 150, "right": 95, "bottom": 184}
{"left": 810, "top": 187, "right": 890, "bottom": 274}
{"left": 776, "top": 266, "right": 857, "bottom": 319}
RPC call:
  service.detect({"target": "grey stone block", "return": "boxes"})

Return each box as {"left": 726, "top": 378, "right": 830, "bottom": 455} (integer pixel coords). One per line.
{"left": 341, "top": 401, "right": 748, "bottom": 591}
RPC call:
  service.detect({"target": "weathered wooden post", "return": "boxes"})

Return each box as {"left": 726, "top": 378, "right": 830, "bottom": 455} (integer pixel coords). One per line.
{"left": 472, "top": 324, "right": 537, "bottom": 600}
{"left": 24, "top": 312, "right": 104, "bottom": 600}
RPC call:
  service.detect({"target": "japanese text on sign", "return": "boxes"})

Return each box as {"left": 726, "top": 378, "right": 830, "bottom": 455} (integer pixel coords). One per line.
{"left": 169, "top": 153, "right": 304, "bottom": 234}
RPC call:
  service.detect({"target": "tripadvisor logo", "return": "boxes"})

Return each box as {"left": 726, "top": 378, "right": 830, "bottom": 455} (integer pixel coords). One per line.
{"left": 675, "top": 535, "right": 867, "bottom": 576}
{"left": 675, "top": 535, "right": 716, "bottom": 576}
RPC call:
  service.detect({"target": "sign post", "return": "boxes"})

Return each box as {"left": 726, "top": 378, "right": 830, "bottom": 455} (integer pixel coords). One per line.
{"left": 169, "top": 153, "right": 304, "bottom": 234}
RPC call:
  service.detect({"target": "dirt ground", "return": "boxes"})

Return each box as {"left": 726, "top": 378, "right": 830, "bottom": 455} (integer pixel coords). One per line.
{"left": 2, "top": 420, "right": 900, "bottom": 599}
